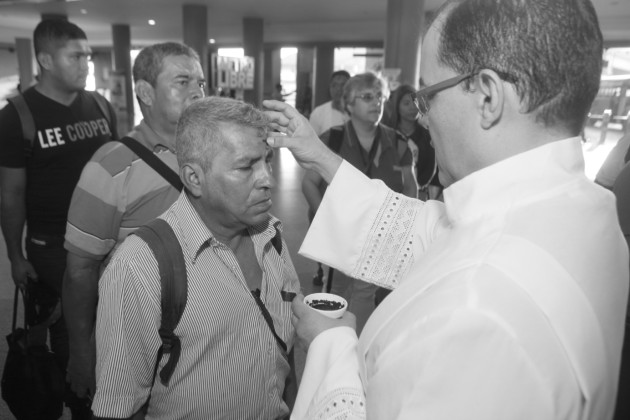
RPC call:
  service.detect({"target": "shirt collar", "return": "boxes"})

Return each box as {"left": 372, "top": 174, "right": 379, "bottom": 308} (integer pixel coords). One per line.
{"left": 443, "top": 137, "right": 585, "bottom": 225}
{"left": 172, "top": 192, "right": 284, "bottom": 261}
{"left": 130, "top": 120, "right": 173, "bottom": 151}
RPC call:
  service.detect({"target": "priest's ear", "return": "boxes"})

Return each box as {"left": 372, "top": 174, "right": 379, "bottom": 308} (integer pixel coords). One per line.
{"left": 476, "top": 69, "right": 505, "bottom": 130}
{"left": 135, "top": 79, "right": 155, "bottom": 107}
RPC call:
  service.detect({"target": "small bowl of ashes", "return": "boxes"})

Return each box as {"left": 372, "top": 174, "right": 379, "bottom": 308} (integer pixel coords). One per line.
{"left": 304, "top": 293, "right": 348, "bottom": 319}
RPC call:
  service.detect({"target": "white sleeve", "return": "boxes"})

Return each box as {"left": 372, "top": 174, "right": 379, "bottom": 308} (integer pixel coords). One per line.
{"left": 291, "top": 327, "right": 365, "bottom": 420}
{"left": 299, "top": 160, "right": 448, "bottom": 290}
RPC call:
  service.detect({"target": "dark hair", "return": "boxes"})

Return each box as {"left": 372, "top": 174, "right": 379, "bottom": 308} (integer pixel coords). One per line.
{"left": 33, "top": 19, "right": 87, "bottom": 56}
{"left": 383, "top": 84, "right": 416, "bottom": 128}
{"left": 331, "top": 70, "right": 351, "bottom": 81}
{"left": 435, "top": 0, "right": 602, "bottom": 134}
{"left": 176, "top": 96, "right": 269, "bottom": 171}
{"left": 133, "top": 42, "right": 200, "bottom": 86}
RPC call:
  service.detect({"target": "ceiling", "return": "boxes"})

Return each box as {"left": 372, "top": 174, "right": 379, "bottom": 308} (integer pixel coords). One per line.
{"left": 0, "top": 0, "right": 628, "bottom": 49}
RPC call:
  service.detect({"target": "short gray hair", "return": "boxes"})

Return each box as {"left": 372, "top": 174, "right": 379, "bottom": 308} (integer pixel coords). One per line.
{"left": 342, "top": 72, "right": 389, "bottom": 112}
{"left": 133, "top": 42, "right": 200, "bottom": 86}
{"left": 176, "top": 96, "right": 270, "bottom": 171}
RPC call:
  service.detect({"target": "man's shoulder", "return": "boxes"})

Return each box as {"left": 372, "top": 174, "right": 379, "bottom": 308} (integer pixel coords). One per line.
{"left": 87, "top": 140, "right": 138, "bottom": 176}
{"left": 310, "top": 101, "right": 333, "bottom": 118}
{"left": 312, "top": 101, "right": 332, "bottom": 112}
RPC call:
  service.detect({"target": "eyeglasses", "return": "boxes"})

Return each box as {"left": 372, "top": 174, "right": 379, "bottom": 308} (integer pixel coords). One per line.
{"left": 354, "top": 92, "right": 386, "bottom": 104}
{"left": 411, "top": 73, "right": 475, "bottom": 115}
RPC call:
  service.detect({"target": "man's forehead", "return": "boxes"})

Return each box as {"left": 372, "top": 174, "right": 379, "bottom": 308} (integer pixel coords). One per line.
{"left": 160, "top": 55, "right": 202, "bottom": 74}
{"left": 53, "top": 38, "right": 90, "bottom": 53}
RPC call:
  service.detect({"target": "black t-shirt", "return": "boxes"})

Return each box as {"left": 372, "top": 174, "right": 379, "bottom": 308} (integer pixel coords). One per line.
{"left": 0, "top": 88, "right": 116, "bottom": 235}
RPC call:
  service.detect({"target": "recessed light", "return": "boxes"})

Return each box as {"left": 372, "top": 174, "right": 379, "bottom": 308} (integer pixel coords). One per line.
{"left": 209, "top": 38, "right": 216, "bottom": 44}
{"left": 148, "top": 19, "right": 156, "bottom": 26}
{"left": 80, "top": 9, "right": 87, "bottom": 15}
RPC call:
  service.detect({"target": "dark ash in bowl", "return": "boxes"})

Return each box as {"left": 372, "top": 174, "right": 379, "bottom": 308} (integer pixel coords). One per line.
{"left": 308, "top": 299, "right": 345, "bottom": 311}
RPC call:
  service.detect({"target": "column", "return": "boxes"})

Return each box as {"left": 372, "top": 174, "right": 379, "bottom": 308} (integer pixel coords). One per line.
{"left": 111, "top": 24, "right": 133, "bottom": 136}
{"left": 313, "top": 44, "right": 335, "bottom": 108}
{"left": 296, "top": 47, "right": 315, "bottom": 115}
{"left": 183, "top": 4, "right": 209, "bottom": 95}
{"left": 243, "top": 17, "right": 264, "bottom": 105}
{"left": 15, "top": 38, "right": 34, "bottom": 90}
{"left": 263, "top": 47, "right": 281, "bottom": 100}
{"left": 384, "top": 0, "right": 425, "bottom": 88}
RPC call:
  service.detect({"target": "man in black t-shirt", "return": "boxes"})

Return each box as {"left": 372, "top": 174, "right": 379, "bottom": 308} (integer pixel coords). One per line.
{"left": 0, "top": 19, "right": 116, "bottom": 420}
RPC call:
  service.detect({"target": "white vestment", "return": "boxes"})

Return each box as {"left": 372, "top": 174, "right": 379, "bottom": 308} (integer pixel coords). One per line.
{"left": 292, "top": 137, "right": 629, "bottom": 420}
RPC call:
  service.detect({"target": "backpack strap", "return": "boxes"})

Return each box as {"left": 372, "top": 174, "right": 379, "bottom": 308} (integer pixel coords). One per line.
{"left": 328, "top": 126, "right": 344, "bottom": 154}
{"left": 7, "top": 94, "right": 36, "bottom": 157}
{"left": 133, "top": 218, "right": 187, "bottom": 386}
{"left": 89, "top": 91, "right": 113, "bottom": 134}
{"left": 119, "top": 136, "right": 184, "bottom": 192}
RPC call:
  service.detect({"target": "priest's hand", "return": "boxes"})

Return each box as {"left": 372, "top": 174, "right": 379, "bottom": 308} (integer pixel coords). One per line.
{"left": 263, "top": 100, "right": 342, "bottom": 184}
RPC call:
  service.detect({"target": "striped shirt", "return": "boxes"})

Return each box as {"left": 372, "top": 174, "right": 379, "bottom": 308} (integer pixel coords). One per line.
{"left": 93, "top": 193, "right": 301, "bottom": 419}
{"left": 64, "top": 120, "right": 180, "bottom": 263}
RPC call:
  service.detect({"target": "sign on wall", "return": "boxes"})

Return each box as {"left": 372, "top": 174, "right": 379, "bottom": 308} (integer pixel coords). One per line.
{"left": 212, "top": 55, "right": 255, "bottom": 90}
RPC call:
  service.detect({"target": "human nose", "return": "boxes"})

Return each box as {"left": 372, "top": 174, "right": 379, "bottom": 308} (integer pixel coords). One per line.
{"left": 190, "top": 82, "right": 205, "bottom": 100}
{"left": 256, "top": 163, "right": 276, "bottom": 189}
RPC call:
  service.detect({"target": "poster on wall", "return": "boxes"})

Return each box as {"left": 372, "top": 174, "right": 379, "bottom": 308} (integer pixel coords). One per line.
{"left": 211, "top": 54, "right": 255, "bottom": 94}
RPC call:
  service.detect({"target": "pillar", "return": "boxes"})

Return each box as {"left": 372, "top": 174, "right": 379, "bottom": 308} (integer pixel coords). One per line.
{"left": 313, "top": 44, "right": 335, "bottom": 108}
{"left": 384, "top": 0, "right": 425, "bottom": 88}
{"left": 111, "top": 24, "right": 133, "bottom": 136}
{"left": 15, "top": 38, "right": 34, "bottom": 90}
{"left": 243, "top": 17, "right": 264, "bottom": 105}
{"left": 263, "top": 47, "right": 281, "bottom": 100}
{"left": 183, "top": 4, "right": 209, "bottom": 95}
{"left": 296, "top": 48, "right": 315, "bottom": 115}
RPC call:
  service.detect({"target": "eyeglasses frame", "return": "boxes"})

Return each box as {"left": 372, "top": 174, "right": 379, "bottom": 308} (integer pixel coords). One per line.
{"left": 411, "top": 73, "right": 476, "bottom": 115}
{"left": 353, "top": 91, "right": 387, "bottom": 104}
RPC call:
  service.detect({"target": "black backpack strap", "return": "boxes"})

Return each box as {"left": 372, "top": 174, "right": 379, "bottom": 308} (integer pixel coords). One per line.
{"left": 133, "top": 219, "right": 187, "bottom": 386}
{"left": 270, "top": 221, "right": 283, "bottom": 255}
{"left": 251, "top": 289, "right": 288, "bottom": 353}
{"left": 328, "top": 126, "right": 344, "bottom": 154}
{"left": 7, "top": 94, "right": 36, "bottom": 157}
{"left": 119, "top": 136, "right": 184, "bottom": 191}
{"left": 89, "top": 91, "right": 113, "bottom": 133}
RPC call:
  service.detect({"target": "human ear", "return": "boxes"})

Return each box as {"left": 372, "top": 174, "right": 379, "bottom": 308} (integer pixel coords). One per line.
{"left": 135, "top": 80, "right": 155, "bottom": 107}
{"left": 36, "top": 52, "right": 52, "bottom": 70}
{"left": 180, "top": 163, "right": 204, "bottom": 198}
{"left": 476, "top": 69, "right": 504, "bottom": 130}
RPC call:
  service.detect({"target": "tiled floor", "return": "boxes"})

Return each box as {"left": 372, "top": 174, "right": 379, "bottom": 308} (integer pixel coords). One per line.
{"left": 0, "top": 125, "right": 624, "bottom": 419}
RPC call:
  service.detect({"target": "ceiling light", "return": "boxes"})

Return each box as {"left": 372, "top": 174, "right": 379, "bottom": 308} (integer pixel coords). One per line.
{"left": 148, "top": 19, "right": 156, "bottom": 26}
{"left": 80, "top": 9, "right": 87, "bottom": 14}
{"left": 209, "top": 38, "right": 216, "bottom": 44}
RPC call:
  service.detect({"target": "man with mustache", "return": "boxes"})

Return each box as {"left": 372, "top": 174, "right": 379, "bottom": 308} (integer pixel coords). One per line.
{"left": 92, "top": 97, "right": 300, "bottom": 419}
